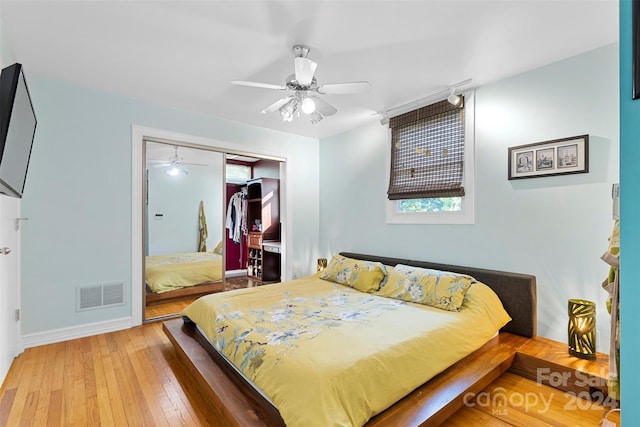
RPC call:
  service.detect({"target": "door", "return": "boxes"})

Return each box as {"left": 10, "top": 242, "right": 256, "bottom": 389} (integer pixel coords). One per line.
{"left": 0, "top": 194, "right": 20, "bottom": 384}
{"left": 144, "top": 141, "right": 225, "bottom": 321}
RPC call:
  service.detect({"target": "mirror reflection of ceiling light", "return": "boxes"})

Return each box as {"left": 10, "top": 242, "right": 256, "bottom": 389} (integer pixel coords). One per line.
{"left": 166, "top": 163, "right": 189, "bottom": 176}
{"left": 164, "top": 146, "right": 189, "bottom": 176}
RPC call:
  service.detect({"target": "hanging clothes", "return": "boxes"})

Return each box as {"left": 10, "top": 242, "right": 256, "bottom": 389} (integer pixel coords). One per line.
{"left": 198, "top": 200, "right": 208, "bottom": 252}
{"left": 225, "top": 192, "right": 245, "bottom": 243}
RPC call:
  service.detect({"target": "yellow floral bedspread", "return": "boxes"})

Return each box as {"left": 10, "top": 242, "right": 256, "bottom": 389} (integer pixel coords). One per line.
{"left": 182, "top": 274, "right": 511, "bottom": 427}
{"left": 145, "top": 252, "right": 223, "bottom": 293}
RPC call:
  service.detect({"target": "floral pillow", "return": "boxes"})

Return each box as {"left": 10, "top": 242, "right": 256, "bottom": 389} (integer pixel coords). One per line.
{"left": 376, "top": 264, "right": 474, "bottom": 312}
{"left": 319, "top": 255, "right": 387, "bottom": 293}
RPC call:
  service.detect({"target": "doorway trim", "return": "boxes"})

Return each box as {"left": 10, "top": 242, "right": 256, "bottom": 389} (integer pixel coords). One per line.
{"left": 131, "top": 125, "right": 290, "bottom": 326}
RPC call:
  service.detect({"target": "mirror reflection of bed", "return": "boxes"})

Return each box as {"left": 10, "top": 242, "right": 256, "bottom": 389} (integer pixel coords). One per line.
{"left": 144, "top": 141, "right": 283, "bottom": 321}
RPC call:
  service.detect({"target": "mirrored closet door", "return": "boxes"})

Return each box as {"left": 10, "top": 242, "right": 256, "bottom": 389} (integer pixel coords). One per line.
{"left": 142, "top": 140, "right": 284, "bottom": 322}
{"left": 144, "top": 141, "right": 225, "bottom": 321}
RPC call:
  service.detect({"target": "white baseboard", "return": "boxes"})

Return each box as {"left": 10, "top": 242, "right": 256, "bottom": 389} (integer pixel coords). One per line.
{"left": 21, "top": 317, "right": 133, "bottom": 350}
{"left": 225, "top": 269, "right": 247, "bottom": 277}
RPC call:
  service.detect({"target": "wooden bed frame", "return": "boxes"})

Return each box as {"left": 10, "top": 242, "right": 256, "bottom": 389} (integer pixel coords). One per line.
{"left": 163, "top": 252, "right": 538, "bottom": 426}
{"left": 145, "top": 281, "right": 224, "bottom": 305}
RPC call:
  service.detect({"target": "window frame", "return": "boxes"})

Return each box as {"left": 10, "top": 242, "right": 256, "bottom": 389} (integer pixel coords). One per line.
{"left": 385, "top": 91, "right": 475, "bottom": 225}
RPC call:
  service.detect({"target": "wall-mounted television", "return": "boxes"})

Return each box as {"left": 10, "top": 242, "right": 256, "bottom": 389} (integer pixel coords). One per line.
{"left": 0, "top": 63, "right": 37, "bottom": 198}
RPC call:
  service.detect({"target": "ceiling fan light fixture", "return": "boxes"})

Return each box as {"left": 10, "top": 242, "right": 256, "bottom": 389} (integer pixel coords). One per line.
{"left": 279, "top": 98, "right": 298, "bottom": 122}
{"left": 310, "top": 111, "right": 323, "bottom": 125}
{"left": 281, "top": 111, "right": 293, "bottom": 123}
{"left": 301, "top": 97, "right": 316, "bottom": 114}
{"left": 232, "top": 44, "right": 370, "bottom": 124}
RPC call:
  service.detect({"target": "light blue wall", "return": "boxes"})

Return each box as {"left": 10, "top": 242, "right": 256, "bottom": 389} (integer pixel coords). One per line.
{"left": 619, "top": 0, "right": 639, "bottom": 422}
{"left": 320, "top": 44, "right": 619, "bottom": 351}
{"left": 0, "top": 11, "right": 13, "bottom": 65}
{"left": 20, "top": 76, "right": 319, "bottom": 335}
{"left": 147, "top": 161, "right": 223, "bottom": 256}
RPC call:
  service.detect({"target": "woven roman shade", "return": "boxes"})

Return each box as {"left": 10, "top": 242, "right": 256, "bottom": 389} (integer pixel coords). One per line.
{"left": 387, "top": 97, "right": 465, "bottom": 200}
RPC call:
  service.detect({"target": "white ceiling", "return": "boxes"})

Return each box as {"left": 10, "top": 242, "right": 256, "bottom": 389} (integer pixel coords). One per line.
{"left": 1, "top": 1, "right": 618, "bottom": 140}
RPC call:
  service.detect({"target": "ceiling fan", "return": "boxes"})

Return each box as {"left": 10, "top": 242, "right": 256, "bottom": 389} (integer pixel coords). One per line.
{"left": 151, "top": 146, "right": 190, "bottom": 176}
{"left": 231, "top": 45, "right": 371, "bottom": 124}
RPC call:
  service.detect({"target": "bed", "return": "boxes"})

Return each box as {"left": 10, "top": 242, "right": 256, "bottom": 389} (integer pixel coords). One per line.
{"left": 145, "top": 251, "right": 224, "bottom": 304}
{"left": 164, "top": 252, "right": 537, "bottom": 426}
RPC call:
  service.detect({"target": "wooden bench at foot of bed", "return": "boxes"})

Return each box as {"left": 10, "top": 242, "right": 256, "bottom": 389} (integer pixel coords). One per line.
{"left": 163, "top": 319, "right": 531, "bottom": 427}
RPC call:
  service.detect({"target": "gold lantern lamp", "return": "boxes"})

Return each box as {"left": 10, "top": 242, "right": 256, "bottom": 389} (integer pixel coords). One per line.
{"left": 568, "top": 299, "right": 596, "bottom": 360}
{"left": 317, "top": 258, "right": 328, "bottom": 272}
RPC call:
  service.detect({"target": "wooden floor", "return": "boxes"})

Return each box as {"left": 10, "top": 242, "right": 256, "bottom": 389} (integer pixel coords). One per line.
{"left": 0, "top": 321, "right": 620, "bottom": 426}
{"left": 442, "top": 372, "right": 619, "bottom": 426}
{"left": 144, "top": 296, "right": 199, "bottom": 320}
{"left": 0, "top": 322, "right": 219, "bottom": 426}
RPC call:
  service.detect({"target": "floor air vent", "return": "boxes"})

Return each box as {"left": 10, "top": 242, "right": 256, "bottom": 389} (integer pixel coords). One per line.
{"left": 77, "top": 282, "right": 124, "bottom": 311}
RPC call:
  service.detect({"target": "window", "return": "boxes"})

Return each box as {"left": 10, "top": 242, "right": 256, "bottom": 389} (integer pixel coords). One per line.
{"left": 386, "top": 92, "right": 475, "bottom": 224}
{"left": 397, "top": 197, "right": 461, "bottom": 212}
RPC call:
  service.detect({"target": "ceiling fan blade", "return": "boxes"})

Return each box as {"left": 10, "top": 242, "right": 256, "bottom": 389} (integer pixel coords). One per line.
{"left": 152, "top": 161, "right": 206, "bottom": 169}
{"left": 294, "top": 57, "right": 317, "bottom": 86}
{"left": 230, "top": 80, "right": 287, "bottom": 91}
{"left": 261, "top": 97, "right": 293, "bottom": 114}
{"left": 317, "top": 81, "right": 371, "bottom": 95}
{"left": 312, "top": 97, "right": 337, "bottom": 117}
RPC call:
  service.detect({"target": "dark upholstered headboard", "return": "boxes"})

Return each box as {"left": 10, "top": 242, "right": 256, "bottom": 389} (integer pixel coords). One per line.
{"left": 340, "top": 252, "right": 537, "bottom": 338}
